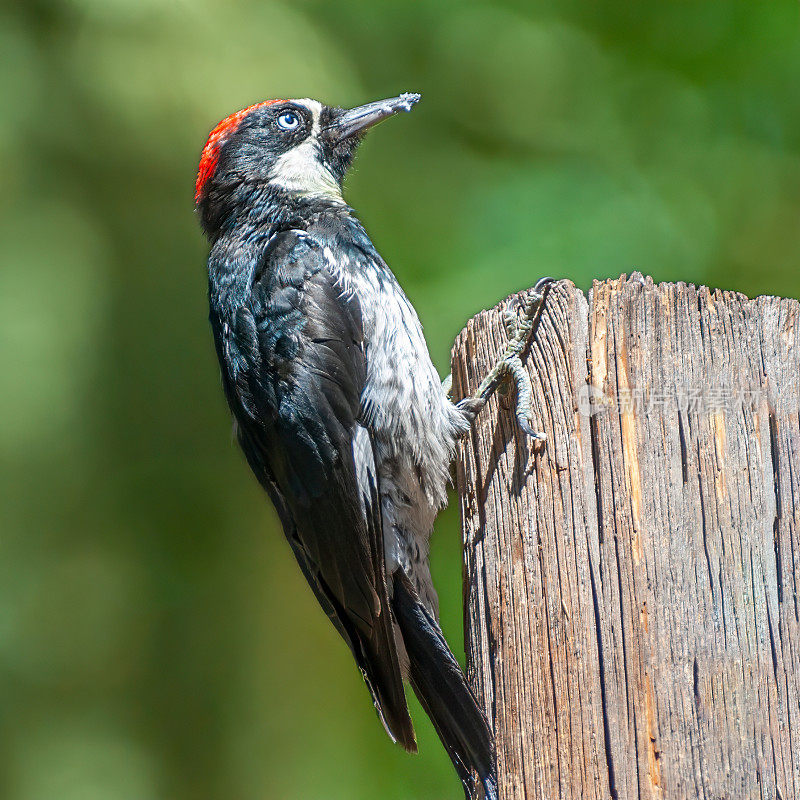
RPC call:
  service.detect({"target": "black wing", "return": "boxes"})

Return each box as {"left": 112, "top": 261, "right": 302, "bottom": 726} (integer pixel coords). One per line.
{"left": 211, "top": 230, "right": 415, "bottom": 751}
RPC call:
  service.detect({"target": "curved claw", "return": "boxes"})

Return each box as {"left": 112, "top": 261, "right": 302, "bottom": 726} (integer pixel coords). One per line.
{"left": 534, "top": 276, "right": 556, "bottom": 292}
{"left": 517, "top": 415, "right": 547, "bottom": 442}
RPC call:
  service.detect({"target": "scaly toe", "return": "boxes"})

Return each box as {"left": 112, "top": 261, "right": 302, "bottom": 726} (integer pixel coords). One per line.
{"left": 502, "top": 302, "right": 520, "bottom": 340}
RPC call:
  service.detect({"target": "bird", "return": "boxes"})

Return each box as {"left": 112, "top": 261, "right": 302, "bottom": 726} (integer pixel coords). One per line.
{"left": 195, "top": 92, "right": 553, "bottom": 799}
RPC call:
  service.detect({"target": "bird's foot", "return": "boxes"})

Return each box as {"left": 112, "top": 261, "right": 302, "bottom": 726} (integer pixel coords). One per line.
{"left": 458, "top": 277, "right": 554, "bottom": 441}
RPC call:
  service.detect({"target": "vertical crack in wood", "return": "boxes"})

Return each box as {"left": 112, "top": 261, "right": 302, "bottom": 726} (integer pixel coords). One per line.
{"left": 768, "top": 412, "right": 784, "bottom": 603}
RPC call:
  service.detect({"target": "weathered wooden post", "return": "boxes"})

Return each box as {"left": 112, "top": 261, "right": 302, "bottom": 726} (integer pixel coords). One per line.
{"left": 451, "top": 274, "right": 800, "bottom": 800}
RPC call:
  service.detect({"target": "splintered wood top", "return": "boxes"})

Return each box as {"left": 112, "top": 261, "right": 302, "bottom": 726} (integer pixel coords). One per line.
{"left": 451, "top": 274, "right": 800, "bottom": 800}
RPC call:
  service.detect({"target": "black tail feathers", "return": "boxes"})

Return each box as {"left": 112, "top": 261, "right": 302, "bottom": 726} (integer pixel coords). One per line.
{"left": 392, "top": 571, "right": 498, "bottom": 800}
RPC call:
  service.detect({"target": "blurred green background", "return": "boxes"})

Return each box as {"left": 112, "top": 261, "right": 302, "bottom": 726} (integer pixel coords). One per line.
{"left": 2, "top": 1, "right": 800, "bottom": 798}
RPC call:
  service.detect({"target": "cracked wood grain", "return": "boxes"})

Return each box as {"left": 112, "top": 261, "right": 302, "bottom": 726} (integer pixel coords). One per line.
{"left": 451, "top": 274, "right": 800, "bottom": 800}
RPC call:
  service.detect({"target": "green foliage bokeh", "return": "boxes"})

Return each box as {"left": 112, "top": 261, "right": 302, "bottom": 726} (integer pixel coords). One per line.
{"left": 2, "top": 1, "right": 799, "bottom": 798}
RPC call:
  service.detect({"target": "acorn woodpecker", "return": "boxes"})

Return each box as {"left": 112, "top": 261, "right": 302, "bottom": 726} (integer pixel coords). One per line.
{"left": 196, "top": 93, "right": 552, "bottom": 799}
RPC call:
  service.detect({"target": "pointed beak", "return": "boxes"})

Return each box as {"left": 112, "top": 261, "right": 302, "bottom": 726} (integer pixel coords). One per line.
{"left": 326, "top": 93, "right": 421, "bottom": 141}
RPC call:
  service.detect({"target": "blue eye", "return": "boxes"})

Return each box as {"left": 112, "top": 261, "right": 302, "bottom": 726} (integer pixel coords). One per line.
{"left": 277, "top": 111, "right": 300, "bottom": 131}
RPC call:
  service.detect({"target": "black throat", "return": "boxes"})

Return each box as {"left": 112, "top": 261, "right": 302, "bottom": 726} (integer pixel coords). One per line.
{"left": 199, "top": 181, "right": 351, "bottom": 241}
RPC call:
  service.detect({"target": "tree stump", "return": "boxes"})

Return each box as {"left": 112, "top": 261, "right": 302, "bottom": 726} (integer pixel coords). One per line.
{"left": 451, "top": 274, "right": 800, "bottom": 800}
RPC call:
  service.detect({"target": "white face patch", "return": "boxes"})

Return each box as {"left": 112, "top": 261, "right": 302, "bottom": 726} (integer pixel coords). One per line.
{"left": 268, "top": 98, "right": 343, "bottom": 201}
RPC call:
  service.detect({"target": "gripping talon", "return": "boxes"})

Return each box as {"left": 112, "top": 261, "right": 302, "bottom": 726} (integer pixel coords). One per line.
{"left": 465, "top": 278, "right": 555, "bottom": 440}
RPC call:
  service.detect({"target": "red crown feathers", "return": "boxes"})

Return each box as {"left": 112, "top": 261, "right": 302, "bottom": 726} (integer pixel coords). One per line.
{"left": 195, "top": 99, "right": 284, "bottom": 202}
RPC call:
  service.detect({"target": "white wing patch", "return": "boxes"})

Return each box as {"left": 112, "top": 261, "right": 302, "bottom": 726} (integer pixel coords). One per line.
{"left": 352, "top": 423, "right": 377, "bottom": 517}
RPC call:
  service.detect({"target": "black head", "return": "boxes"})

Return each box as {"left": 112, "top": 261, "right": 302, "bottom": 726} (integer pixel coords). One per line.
{"left": 196, "top": 93, "right": 420, "bottom": 236}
